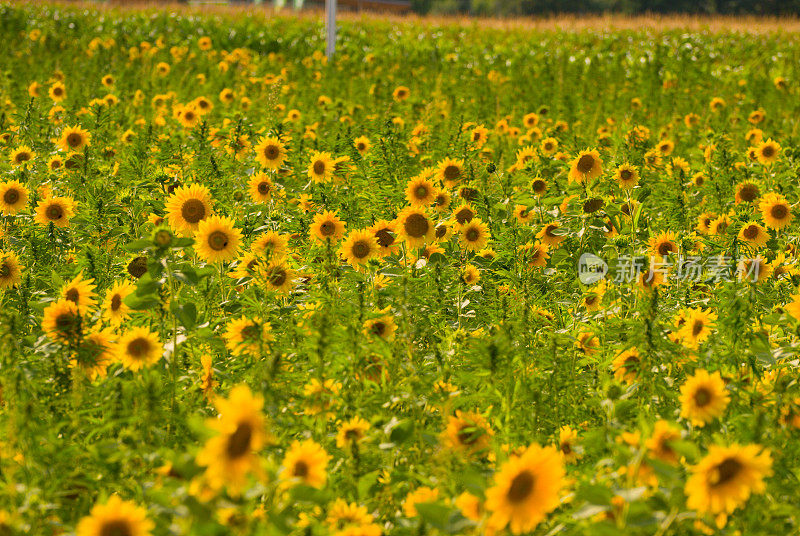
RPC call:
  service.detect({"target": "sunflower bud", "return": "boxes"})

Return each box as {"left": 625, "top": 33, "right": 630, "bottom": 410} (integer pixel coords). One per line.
{"left": 152, "top": 227, "right": 174, "bottom": 249}
{"left": 486, "top": 162, "right": 496, "bottom": 174}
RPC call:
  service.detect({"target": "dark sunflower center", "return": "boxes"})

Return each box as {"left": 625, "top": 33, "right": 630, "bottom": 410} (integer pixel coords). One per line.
{"left": 739, "top": 184, "right": 759, "bottom": 202}
{"left": 181, "top": 199, "right": 206, "bottom": 224}
{"left": 761, "top": 145, "right": 775, "bottom": 158}
{"left": 257, "top": 182, "right": 270, "bottom": 195}
{"left": 55, "top": 312, "right": 76, "bottom": 331}
{"left": 370, "top": 321, "right": 386, "bottom": 336}
{"left": 127, "top": 257, "right": 148, "bottom": 279}
{"left": 293, "top": 460, "right": 309, "bottom": 478}
{"left": 46, "top": 204, "right": 64, "bottom": 220}
{"left": 127, "top": 337, "right": 151, "bottom": 359}
{"left": 585, "top": 296, "right": 598, "bottom": 305}
{"left": 53, "top": 87, "right": 63, "bottom": 96}
{"left": 658, "top": 242, "right": 674, "bottom": 256}
{"left": 99, "top": 520, "right": 134, "bottom": 536}
{"left": 577, "top": 154, "right": 595, "bottom": 174}
{"left": 375, "top": 229, "right": 394, "bottom": 247}
{"left": 241, "top": 324, "right": 260, "bottom": 340}
{"left": 583, "top": 198, "right": 604, "bottom": 213}
{"left": 771, "top": 204, "right": 789, "bottom": 220}
{"left": 344, "top": 429, "right": 360, "bottom": 440}
{"left": 111, "top": 294, "right": 122, "bottom": 311}
{"left": 443, "top": 165, "right": 461, "bottom": 181}
{"left": 435, "top": 225, "right": 447, "bottom": 238}
{"left": 414, "top": 185, "right": 429, "bottom": 199}
{"left": 544, "top": 142, "right": 553, "bottom": 150}
{"left": 67, "top": 133, "right": 83, "bottom": 148}
{"left": 455, "top": 208, "right": 474, "bottom": 224}
{"left": 65, "top": 288, "right": 79, "bottom": 303}
{"left": 457, "top": 425, "right": 480, "bottom": 445}
{"left": 268, "top": 268, "right": 287, "bottom": 287}
{"left": 532, "top": 180, "right": 546, "bottom": 193}
{"left": 319, "top": 221, "right": 336, "bottom": 236}
{"left": 507, "top": 470, "right": 535, "bottom": 503}
{"left": 465, "top": 228, "right": 479, "bottom": 242}
{"left": 692, "top": 320, "right": 704, "bottom": 337}
{"left": 404, "top": 213, "right": 429, "bottom": 238}
{"left": 264, "top": 144, "right": 280, "bottom": 160}
{"left": 694, "top": 387, "right": 712, "bottom": 407}
{"left": 561, "top": 442, "right": 572, "bottom": 454}
{"left": 313, "top": 161, "right": 326, "bottom": 175}
{"left": 207, "top": 231, "right": 229, "bottom": 251}
{"left": 620, "top": 169, "right": 633, "bottom": 181}
{"left": 357, "top": 142, "right": 366, "bottom": 151}
{"left": 712, "top": 458, "right": 742, "bottom": 487}
{"left": 226, "top": 423, "right": 253, "bottom": 459}
{"left": 545, "top": 225, "right": 558, "bottom": 237}
{"left": 743, "top": 225, "right": 759, "bottom": 240}
{"left": 184, "top": 111, "right": 195, "bottom": 121}
{"left": 3, "top": 189, "right": 20, "bottom": 205}
{"left": 351, "top": 240, "right": 370, "bottom": 259}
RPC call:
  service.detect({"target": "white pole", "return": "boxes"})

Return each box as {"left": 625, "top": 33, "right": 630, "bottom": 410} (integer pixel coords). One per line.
{"left": 325, "top": 0, "right": 336, "bottom": 58}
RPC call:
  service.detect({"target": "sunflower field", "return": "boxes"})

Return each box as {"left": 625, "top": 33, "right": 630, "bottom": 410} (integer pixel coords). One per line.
{"left": 1, "top": 2, "right": 800, "bottom": 535}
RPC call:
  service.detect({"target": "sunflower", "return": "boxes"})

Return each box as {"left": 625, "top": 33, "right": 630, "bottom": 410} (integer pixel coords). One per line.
{"left": 614, "top": 163, "right": 639, "bottom": 189}
{"left": 0, "top": 180, "right": 29, "bottom": 215}
{"left": 392, "top": 86, "right": 410, "bottom": 101}
{"left": 738, "top": 222, "right": 770, "bottom": 247}
{"left": 403, "top": 487, "right": 440, "bottom": 518}
{"left": 759, "top": 192, "right": 793, "bottom": 230}
{"left": 435, "top": 157, "right": 464, "bottom": 188}
{"left": 405, "top": 175, "right": 436, "bottom": 207}
{"left": 755, "top": 139, "right": 780, "bottom": 165}
{"left": 513, "top": 204, "right": 535, "bottom": 224}
{"left": 443, "top": 410, "right": 493, "bottom": 455}
{"left": 34, "top": 196, "right": 76, "bottom": 228}
{"left": 709, "top": 214, "right": 732, "bottom": 235}
{"left": 649, "top": 231, "right": 679, "bottom": 258}
{"left": 49, "top": 82, "right": 66, "bottom": 102}
{"left": 58, "top": 125, "right": 91, "bottom": 153}
{"left": 353, "top": 136, "right": 371, "bottom": 155}
{"left": 737, "top": 256, "right": 772, "bottom": 283}
{"left": 645, "top": 420, "right": 681, "bottom": 465}
{"left": 340, "top": 229, "right": 379, "bottom": 268}
{"left": 540, "top": 136, "right": 558, "bottom": 155}
{"left": 485, "top": 443, "right": 565, "bottom": 535}
{"left": 196, "top": 385, "right": 268, "bottom": 494}
{"left": 326, "top": 499, "right": 374, "bottom": 533}
{"left": 307, "top": 151, "right": 335, "bottom": 183}
{"left": 363, "top": 314, "right": 397, "bottom": 341}
{"left": 76, "top": 496, "right": 153, "bottom": 536}
{"left": 254, "top": 136, "right": 287, "bottom": 170}
{"left": 42, "top": 300, "right": 83, "bottom": 348}
{"left": 396, "top": 207, "right": 434, "bottom": 248}
{"left": 524, "top": 240, "right": 549, "bottom": 268}
{"left": 126, "top": 256, "right": 149, "bottom": 279}
{"left": 60, "top": 272, "right": 98, "bottom": 314}
{"left": 195, "top": 215, "right": 242, "bottom": 263}
{"left": 656, "top": 139, "right": 675, "bottom": 155}
{"left": 247, "top": 172, "right": 275, "bottom": 204}
{"left": 678, "top": 308, "right": 717, "bottom": 349}
{"left": 0, "top": 251, "right": 22, "bottom": 290}
{"left": 281, "top": 439, "right": 330, "bottom": 489}
{"left": 336, "top": 416, "right": 370, "bottom": 449}
{"left": 115, "top": 327, "right": 162, "bottom": 371}
{"left": 178, "top": 105, "right": 199, "bottom": 129}
{"left": 73, "top": 330, "right": 115, "bottom": 380}
{"left": 612, "top": 347, "right": 640, "bottom": 384}
{"left": 458, "top": 218, "right": 490, "bottom": 252}
{"left": 568, "top": 149, "right": 602, "bottom": 183}
{"left": 638, "top": 263, "right": 665, "bottom": 291}
{"left": 680, "top": 369, "right": 730, "bottom": 427}
{"left": 9, "top": 145, "right": 34, "bottom": 166}
{"left": 224, "top": 316, "right": 272, "bottom": 358}
{"left": 434, "top": 220, "right": 454, "bottom": 242}
{"left": 469, "top": 125, "right": 489, "bottom": 147}
{"left": 685, "top": 444, "right": 772, "bottom": 519}
{"left": 432, "top": 188, "right": 452, "bottom": 212}
{"left": 256, "top": 262, "right": 295, "bottom": 294}
{"left": 558, "top": 426, "right": 581, "bottom": 463}
{"left": 103, "top": 280, "right": 135, "bottom": 325}
{"left": 164, "top": 184, "right": 213, "bottom": 234}
{"left": 459, "top": 264, "right": 480, "bottom": 285}
{"left": 310, "top": 210, "right": 346, "bottom": 244}
{"left": 251, "top": 231, "right": 289, "bottom": 260}
{"left": 734, "top": 182, "right": 760, "bottom": 205}
{"left": 369, "top": 220, "right": 399, "bottom": 257}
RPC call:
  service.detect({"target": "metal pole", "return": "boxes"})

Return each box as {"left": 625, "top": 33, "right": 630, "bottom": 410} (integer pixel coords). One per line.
{"left": 325, "top": 0, "right": 336, "bottom": 58}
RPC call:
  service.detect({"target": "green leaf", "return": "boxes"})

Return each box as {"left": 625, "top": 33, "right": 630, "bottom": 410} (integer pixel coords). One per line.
{"left": 124, "top": 238, "right": 152, "bottom": 252}
{"left": 576, "top": 483, "right": 613, "bottom": 505}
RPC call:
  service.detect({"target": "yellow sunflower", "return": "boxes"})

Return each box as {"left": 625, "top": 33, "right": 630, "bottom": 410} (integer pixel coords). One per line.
{"left": 759, "top": 192, "right": 793, "bottom": 230}
{"left": 49, "top": 82, "right": 67, "bottom": 102}
{"left": 738, "top": 222, "right": 770, "bottom": 247}
{"left": 255, "top": 262, "right": 295, "bottom": 294}
{"left": 115, "top": 327, "right": 163, "bottom": 371}
{"left": 680, "top": 369, "right": 730, "bottom": 427}
{"left": 60, "top": 272, "right": 98, "bottom": 314}
{"left": 435, "top": 157, "right": 465, "bottom": 188}
{"left": 645, "top": 420, "right": 681, "bottom": 465}
{"left": 254, "top": 136, "right": 287, "bottom": 170}
{"left": 0, "top": 180, "right": 29, "bottom": 215}
{"left": 614, "top": 163, "right": 639, "bottom": 189}
{"left": 685, "top": 444, "right": 772, "bottom": 519}
{"left": 310, "top": 210, "right": 346, "bottom": 244}
{"left": 251, "top": 231, "right": 289, "bottom": 260}
{"left": 224, "top": 316, "right": 273, "bottom": 358}
{"left": 458, "top": 218, "right": 490, "bottom": 252}
{"left": 42, "top": 300, "right": 82, "bottom": 343}
{"left": 678, "top": 308, "right": 717, "bottom": 349}
{"left": 34, "top": 196, "right": 76, "bottom": 228}
{"left": 612, "top": 347, "right": 640, "bottom": 384}
{"left": 76, "top": 496, "right": 153, "bottom": 536}
{"left": 196, "top": 384, "right": 268, "bottom": 494}
{"left": 0, "top": 251, "right": 22, "bottom": 290}
{"left": 755, "top": 139, "right": 780, "bottom": 165}
{"left": 73, "top": 330, "right": 115, "bottom": 380}
{"left": 485, "top": 443, "right": 565, "bottom": 535}
{"left": 405, "top": 175, "right": 437, "bottom": 207}
{"left": 281, "top": 439, "right": 330, "bottom": 489}
{"left": 307, "top": 151, "right": 335, "bottom": 183}
{"left": 353, "top": 136, "right": 371, "bottom": 155}
{"left": 568, "top": 149, "right": 602, "bottom": 183}
{"left": 442, "top": 410, "right": 494, "bottom": 455}
{"left": 340, "top": 229, "right": 379, "bottom": 268}
{"left": 164, "top": 184, "right": 213, "bottom": 234}
{"left": 558, "top": 425, "right": 582, "bottom": 463}
{"left": 363, "top": 314, "right": 397, "bottom": 341}
{"left": 649, "top": 231, "right": 679, "bottom": 258}
{"left": 336, "top": 416, "right": 370, "bottom": 449}
{"left": 396, "top": 207, "right": 434, "bottom": 248}
{"left": 9, "top": 145, "right": 35, "bottom": 166}
{"left": 247, "top": 172, "right": 275, "bottom": 204}
{"left": 103, "top": 280, "right": 135, "bottom": 325}
{"left": 195, "top": 215, "right": 242, "bottom": 263}
{"left": 58, "top": 125, "right": 91, "bottom": 153}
